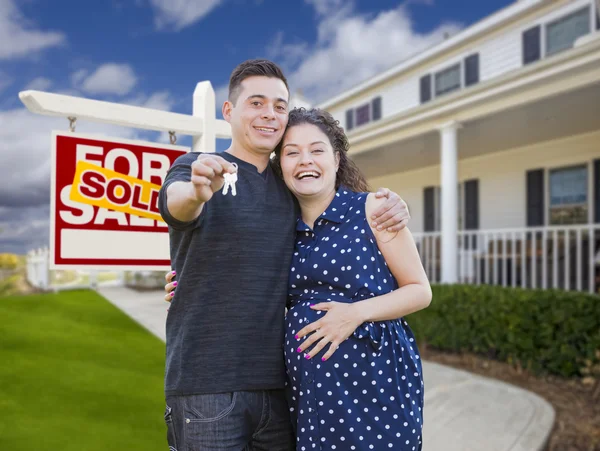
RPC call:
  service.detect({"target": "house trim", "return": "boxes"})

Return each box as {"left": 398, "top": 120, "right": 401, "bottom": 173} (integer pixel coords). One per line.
{"left": 317, "top": 0, "right": 546, "bottom": 110}
{"left": 348, "top": 36, "right": 600, "bottom": 154}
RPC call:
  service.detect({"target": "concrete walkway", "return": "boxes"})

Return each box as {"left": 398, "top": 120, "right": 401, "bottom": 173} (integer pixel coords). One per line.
{"left": 98, "top": 286, "right": 555, "bottom": 451}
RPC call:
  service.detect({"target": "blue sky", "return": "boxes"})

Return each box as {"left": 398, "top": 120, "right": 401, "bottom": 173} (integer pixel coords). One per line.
{"left": 0, "top": 0, "right": 513, "bottom": 254}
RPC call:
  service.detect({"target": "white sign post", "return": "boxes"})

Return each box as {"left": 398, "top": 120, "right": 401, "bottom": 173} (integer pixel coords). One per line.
{"left": 19, "top": 82, "right": 232, "bottom": 271}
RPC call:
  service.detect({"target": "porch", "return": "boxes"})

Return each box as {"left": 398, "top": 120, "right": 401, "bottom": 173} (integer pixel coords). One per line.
{"left": 413, "top": 224, "right": 600, "bottom": 294}
{"left": 349, "top": 34, "right": 600, "bottom": 293}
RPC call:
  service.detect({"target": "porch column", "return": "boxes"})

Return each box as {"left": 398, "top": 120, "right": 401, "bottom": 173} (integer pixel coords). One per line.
{"left": 438, "top": 121, "right": 461, "bottom": 283}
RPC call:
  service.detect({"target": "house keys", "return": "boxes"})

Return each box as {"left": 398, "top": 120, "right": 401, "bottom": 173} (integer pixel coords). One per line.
{"left": 223, "top": 163, "right": 238, "bottom": 196}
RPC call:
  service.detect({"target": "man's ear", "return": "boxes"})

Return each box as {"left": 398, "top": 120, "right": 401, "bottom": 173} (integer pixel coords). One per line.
{"left": 222, "top": 100, "right": 233, "bottom": 122}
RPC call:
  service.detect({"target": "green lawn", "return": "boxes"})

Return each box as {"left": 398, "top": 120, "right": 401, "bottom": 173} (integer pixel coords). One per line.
{"left": 0, "top": 290, "right": 168, "bottom": 450}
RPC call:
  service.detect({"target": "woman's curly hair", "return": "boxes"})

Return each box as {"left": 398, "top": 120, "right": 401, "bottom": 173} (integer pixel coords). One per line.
{"left": 272, "top": 107, "right": 370, "bottom": 193}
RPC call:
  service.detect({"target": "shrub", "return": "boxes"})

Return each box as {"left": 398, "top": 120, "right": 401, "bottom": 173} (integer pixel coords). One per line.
{"left": 408, "top": 284, "right": 600, "bottom": 378}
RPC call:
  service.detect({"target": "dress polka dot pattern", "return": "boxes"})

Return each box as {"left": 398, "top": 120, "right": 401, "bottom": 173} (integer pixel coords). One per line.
{"left": 284, "top": 186, "right": 424, "bottom": 451}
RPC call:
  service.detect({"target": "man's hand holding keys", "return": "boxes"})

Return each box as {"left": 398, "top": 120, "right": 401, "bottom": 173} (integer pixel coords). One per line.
{"left": 190, "top": 154, "right": 238, "bottom": 203}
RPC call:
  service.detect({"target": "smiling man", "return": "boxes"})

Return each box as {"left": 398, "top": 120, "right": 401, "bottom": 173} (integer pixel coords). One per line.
{"left": 158, "top": 59, "right": 410, "bottom": 451}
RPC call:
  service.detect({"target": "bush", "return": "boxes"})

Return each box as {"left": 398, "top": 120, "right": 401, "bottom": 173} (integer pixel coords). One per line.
{"left": 408, "top": 284, "right": 600, "bottom": 378}
{"left": 0, "top": 274, "right": 21, "bottom": 297}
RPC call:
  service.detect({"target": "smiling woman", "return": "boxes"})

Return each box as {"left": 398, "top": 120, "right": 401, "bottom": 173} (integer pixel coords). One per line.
{"left": 272, "top": 107, "right": 370, "bottom": 194}
{"left": 272, "top": 107, "right": 432, "bottom": 450}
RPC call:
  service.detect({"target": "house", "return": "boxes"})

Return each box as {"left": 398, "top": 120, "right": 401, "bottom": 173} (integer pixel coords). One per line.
{"left": 315, "top": 0, "right": 600, "bottom": 294}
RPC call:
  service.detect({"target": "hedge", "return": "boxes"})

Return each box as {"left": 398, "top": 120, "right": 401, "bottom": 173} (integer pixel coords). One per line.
{"left": 407, "top": 284, "right": 600, "bottom": 378}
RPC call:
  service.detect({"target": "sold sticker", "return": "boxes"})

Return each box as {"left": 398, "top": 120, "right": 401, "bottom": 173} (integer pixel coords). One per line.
{"left": 69, "top": 160, "right": 163, "bottom": 222}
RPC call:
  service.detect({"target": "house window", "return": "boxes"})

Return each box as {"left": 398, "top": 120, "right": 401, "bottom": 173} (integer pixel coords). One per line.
{"left": 546, "top": 6, "right": 591, "bottom": 56}
{"left": 355, "top": 103, "right": 370, "bottom": 127}
{"left": 434, "top": 63, "right": 461, "bottom": 97}
{"left": 549, "top": 164, "right": 588, "bottom": 225}
{"left": 424, "top": 184, "right": 468, "bottom": 232}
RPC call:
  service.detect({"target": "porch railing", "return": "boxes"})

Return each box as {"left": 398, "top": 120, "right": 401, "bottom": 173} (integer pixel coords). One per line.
{"left": 413, "top": 224, "right": 600, "bottom": 294}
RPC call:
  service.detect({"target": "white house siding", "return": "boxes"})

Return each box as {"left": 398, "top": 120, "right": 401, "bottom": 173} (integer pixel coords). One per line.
{"left": 379, "top": 77, "right": 420, "bottom": 118}
{"left": 327, "top": 0, "right": 597, "bottom": 132}
{"left": 479, "top": 27, "right": 522, "bottom": 81}
{"left": 364, "top": 129, "right": 600, "bottom": 233}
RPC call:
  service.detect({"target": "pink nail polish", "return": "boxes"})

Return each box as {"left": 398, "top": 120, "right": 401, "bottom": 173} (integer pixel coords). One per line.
{"left": 297, "top": 347, "right": 301, "bottom": 352}
{"left": 295, "top": 334, "right": 299, "bottom": 340}
{"left": 321, "top": 357, "right": 326, "bottom": 361}
{"left": 173, "top": 281, "right": 178, "bottom": 287}
{"left": 171, "top": 271, "right": 176, "bottom": 275}
{"left": 305, "top": 354, "right": 310, "bottom": 359}
{"left": 170, "top": 292, "right": 175, "bottom": 297}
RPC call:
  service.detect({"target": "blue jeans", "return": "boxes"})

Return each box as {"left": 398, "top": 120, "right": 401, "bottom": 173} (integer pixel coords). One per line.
{"left": 164, "top": 389, "right": 295, "bottom": 451}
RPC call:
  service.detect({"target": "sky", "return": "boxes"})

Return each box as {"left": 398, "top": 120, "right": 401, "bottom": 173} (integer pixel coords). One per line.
{"left": 0, "top": 0, "right": 514, "bottom": 255}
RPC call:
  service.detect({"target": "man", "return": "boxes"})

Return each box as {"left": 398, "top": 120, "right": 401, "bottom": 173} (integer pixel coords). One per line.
{"left": 158, "top": 59, "right": 410, "bottom": 451}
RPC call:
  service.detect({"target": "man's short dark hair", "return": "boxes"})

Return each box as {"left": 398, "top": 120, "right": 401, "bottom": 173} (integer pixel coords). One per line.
{"left": 228, "top": 59, "right": 289, "bottom": 105}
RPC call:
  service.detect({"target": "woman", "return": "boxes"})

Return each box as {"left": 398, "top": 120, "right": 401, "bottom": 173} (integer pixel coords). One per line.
{"left": 166, "top": 108, "right": 432, "bottom": 450}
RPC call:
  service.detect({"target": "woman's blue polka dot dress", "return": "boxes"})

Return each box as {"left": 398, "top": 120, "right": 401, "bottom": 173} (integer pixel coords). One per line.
{"left": 284, "top": 186, "right": 424, "bottom": 451}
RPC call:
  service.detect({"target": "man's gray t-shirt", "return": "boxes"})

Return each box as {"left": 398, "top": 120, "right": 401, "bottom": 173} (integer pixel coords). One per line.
{"left": 158, "top": 151, "right": 297, "bottom": 396}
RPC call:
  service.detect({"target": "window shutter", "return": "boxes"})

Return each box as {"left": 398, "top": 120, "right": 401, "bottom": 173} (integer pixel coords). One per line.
{"left": 523, "top": 25, "right": 541, "bottom": 65}
{"left": 594, "top": 159, "right": 600, "bottom": 223}
{"left": 424, "top": 186, "right": 435, "bottom": 232}
{"left": 526, "top": 169, "right": 545, "bottom": 226}
{"left": 464, "top": 179, "right": 479, "bottom": 229}
{"left": 372, "top": 96, "right": 382, "bottom": 121}
{"left": 345, "top": 109, "right": 354, "bottom": 131}
{"left": 420, "top": 74, "right": 431, "bottom": 103}
{"left": 464, "top": 54, "right": 479, "bottom": 87}
{"left": 464, "top": 179, "right": 479, "bottom": 249}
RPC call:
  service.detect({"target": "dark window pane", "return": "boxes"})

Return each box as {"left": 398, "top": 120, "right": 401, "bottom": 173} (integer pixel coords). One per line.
{"left": 355, "top": 103, "right": 370, "bottom": 126}
{"left": 549, "top": 165, "right": 587, "bottom": 206}
{"left": 546, "top": 7, "right": 590, "bottom": 56}
{"left": 435, "top": 64, "right": 461, "bottom": 97}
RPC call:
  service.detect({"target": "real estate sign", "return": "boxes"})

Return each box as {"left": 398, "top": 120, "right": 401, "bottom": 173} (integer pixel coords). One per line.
{"left": 50, "top": 132, "right": 187, "bottom": 269}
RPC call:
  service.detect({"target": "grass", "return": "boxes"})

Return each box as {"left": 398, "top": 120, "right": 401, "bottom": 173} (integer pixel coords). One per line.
{"left": 0, "top": 290, "right": 167, "bottom": 451}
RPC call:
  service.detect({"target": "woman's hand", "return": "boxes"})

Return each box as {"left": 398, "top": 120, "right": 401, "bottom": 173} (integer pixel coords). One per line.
{"left": 295, "top": 302, "right": 364, "bottom": 361}
{"left": 164, "top": 269, "right": 176, "bottom": 303}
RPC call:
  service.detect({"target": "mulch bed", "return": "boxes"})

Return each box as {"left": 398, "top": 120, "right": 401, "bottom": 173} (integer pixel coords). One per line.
{"left": 420, "top": 347, "right": 600, "bottom": 451}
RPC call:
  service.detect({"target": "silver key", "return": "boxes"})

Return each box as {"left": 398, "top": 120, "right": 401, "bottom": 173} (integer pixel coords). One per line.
{"left": 223, "top": 163, "right": 238, "bottom": 196}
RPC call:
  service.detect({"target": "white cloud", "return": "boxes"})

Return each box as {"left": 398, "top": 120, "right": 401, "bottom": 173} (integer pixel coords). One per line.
{"left": 214, "top": 84, "right": 228, "bottom": 110}
{"left": 266, "top": 31, "right": 309, "bottom": 69}
{"left": 304, "top": 0, "right": 347, "bottom": 17}
{"left": 75, "top": 63, "right": 138, "bottom": 96}
{"left": 124, "top": 90, "right": 176, "bottom": 111}
{"left": 0, "top": 71, "right": 12, "bottom": 93}
{"left": 70, "top": 69, "right": 88, "bottom": 87}
{"left": 0, "top": 0, "right": 66, "bottom": 60}
{"left": 0, "top": 100, "right": 170, "bottom": 253}
{"left": 149, "top": 0, "right": 225, "bottom": 31}
{"left": 272, "top": 0, "right": 462, "bottom": 103}
{"left": 24, "top": 76, "right": 52, "bottom": 91}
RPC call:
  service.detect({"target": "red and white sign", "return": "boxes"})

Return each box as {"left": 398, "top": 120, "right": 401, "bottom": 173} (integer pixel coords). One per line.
{"left": 50, "top": 131, "right": 188, "bottom": 270}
